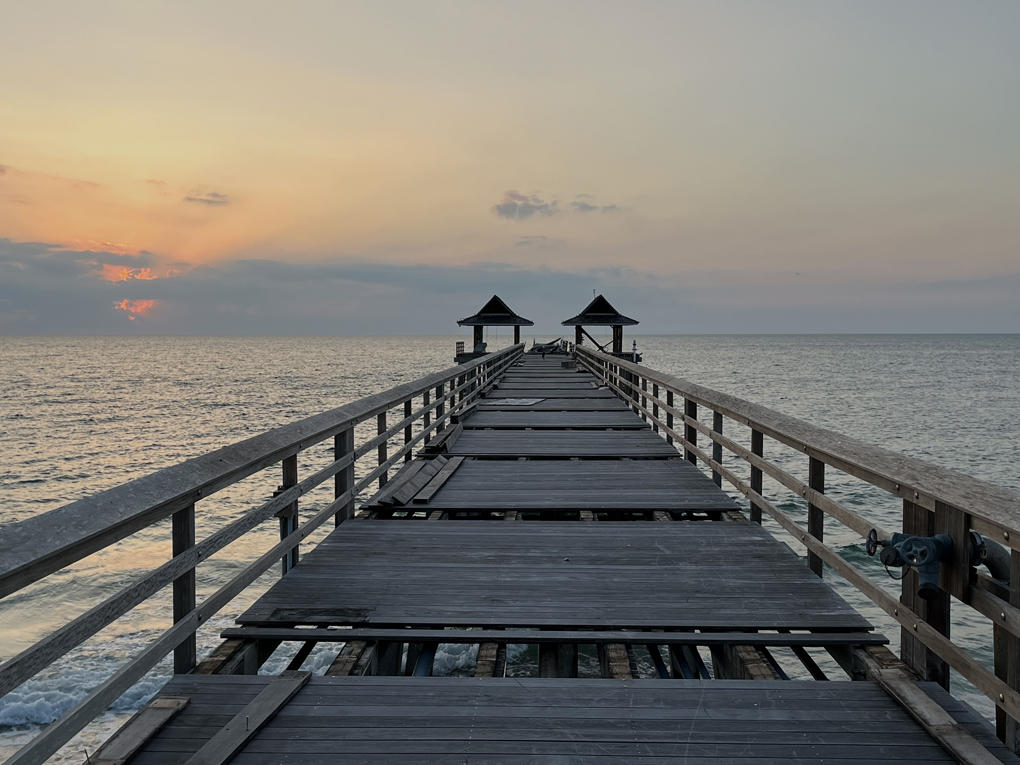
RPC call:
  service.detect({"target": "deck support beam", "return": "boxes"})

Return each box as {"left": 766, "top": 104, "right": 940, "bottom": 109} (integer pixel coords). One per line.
{"left": 325, "top": 641, "right": 367, "bottom": 676}
{"left": 598, "top": 643, "right": 632, "bottom": 679}
{"left": 710, "top": 643, "right": 782, "bottom": 681}
{"left": 192, "top": 638, "right": 278, "bottom": 676}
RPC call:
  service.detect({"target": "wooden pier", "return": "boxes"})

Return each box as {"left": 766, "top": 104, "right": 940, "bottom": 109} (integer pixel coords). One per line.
{"left": 2, "top": 337, "right": 1020, "bottom": 765}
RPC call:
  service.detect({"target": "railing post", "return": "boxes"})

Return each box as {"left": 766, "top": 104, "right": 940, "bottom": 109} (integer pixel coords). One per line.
{"left": 377, "top": 412, "right": 388, "bottom": 488}
{"left": 423, "top": 391, "right": 431, "bottom": 445}
{"left": 684, "top": 399, "right": 697, "bottom": 465}
{"left": 750, "top": 430, "right": 763, "bottom": 524}
{"left": 807, "top": 457, "right": 824, "bottom": 578}
{"left": 665, "top": 391, "right": 673, "bottom": 445}
{"left": 640, "top": 378, "right": 648, "bottom": 422}
{"left": 279, "top": 454, "right": 299, "bottom": 574}
{"left": 435, "top": 383, "right": 445, "bottom": 434}
{"left": 900, "top": 499, "right": 950, "bottom": 689}
{"left": 931, "top": 500, "right": 969, "bottom": 690}
{"left": 171, "top": 503, "right": 196, "bottom": 674}
{"left": 404, "top": 399, "right": 412, "bottom": 462}
{"left": 651, "top": 384, "right": 659, "bottom": 433}
{"left": 334, "top": 428, "right": 354, "bottom": 526}
{"left": 1005, "top": 551, "right": 1020, "bottom": 751}
{"left": 712, "top": 411, "right": 723, "bottom": 487}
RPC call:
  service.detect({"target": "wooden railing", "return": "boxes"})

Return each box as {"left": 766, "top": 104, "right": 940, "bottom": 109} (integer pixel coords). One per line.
{"left": 0, "top": 343, "right": 523, "bottom": 765}
{"left": 576, "top": 345, "right": 1020, "bottom": 752}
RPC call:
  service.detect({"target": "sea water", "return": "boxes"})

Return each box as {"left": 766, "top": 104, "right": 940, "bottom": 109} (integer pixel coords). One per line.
{"left": 1, "top": 335, "right": 1017, "bottom": 761}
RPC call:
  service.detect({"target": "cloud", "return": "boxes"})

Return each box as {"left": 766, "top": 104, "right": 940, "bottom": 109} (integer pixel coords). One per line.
{"left": 97, "top": 264, "right": 174, "bottom": 282}
{"left": 0, "top": 165, "right": 7, "bottom": 176}
{"left": 0, "top": 238, "right": 1017, "bottom": 334}
{"left": 114, "top": 298, "right": 156, "bottom": 320}
{"left": 571, "top": 199, "right": 618, "bottom": 213}
{"left": 183, "top": 190, "right": 229, "bottom": 206}
{"left": 492, "top": 190, "right": 558, "bottom": 220}
{"left": 515, "top": 236, "right": 564, "bottom": 248}
{"left": 71, "top": 239, "right": 142, "bottom": 256}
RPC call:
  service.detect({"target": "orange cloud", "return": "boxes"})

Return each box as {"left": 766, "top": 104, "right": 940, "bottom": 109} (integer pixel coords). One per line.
{"left": 98, "top": 264, "right": 176, "bottom": 282}
{"left": 72, "top": 239, "right": 141, "bottom": 256}
{"left": 114, "top": 299, "right": 156, "bottom": 320}
{"left": 101, "top": 264, "right": 133, "bottom": 281}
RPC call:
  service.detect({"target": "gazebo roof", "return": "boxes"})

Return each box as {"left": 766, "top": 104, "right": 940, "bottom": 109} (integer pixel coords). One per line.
{"left": 457, "top": 295, "right": 534, "bottom": 327}
{"left": 561, "top": 295, "right": 639, "bottom": 326}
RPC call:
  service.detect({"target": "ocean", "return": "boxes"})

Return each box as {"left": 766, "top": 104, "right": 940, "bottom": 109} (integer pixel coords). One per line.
{"left": 1, "top": 334, "right": 1017, "bottom": 762}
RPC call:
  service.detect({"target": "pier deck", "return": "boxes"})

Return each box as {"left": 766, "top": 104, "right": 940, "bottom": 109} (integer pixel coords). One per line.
{"left": 76, "top": 353, "right": 1019, "bottom": 765}
{"left": 236, "top": 521, "right": 869, "bottom": 629}
{"left": 366, "top": 459, "right": 735, "bottom": 512}
{"left": 128, "top": 676, "right": 1011, "bottom": 765}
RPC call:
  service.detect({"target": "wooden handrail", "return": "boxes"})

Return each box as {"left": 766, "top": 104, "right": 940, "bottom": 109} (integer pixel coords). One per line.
{"left": 0, "top": 343, "right": 523, "bottom": 765}
{"left": 0, "top": 345, "right": 522, "bottom": 599}
{"left": 576, "top": 346, "right": 1020, "bottom": 545}
{"left": 576, "top": 344, "right": 1020, "bottom": 740}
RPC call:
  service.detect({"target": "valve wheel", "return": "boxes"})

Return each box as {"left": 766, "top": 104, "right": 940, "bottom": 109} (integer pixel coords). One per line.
{"left": 866, "top": 528, "right": 879, "bottom": 557}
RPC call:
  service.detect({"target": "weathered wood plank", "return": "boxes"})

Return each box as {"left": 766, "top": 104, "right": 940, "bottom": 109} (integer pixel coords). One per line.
{"left": 236, "top": 522, "right": 870, "bottom": 630}
{"left": 390, "top": 458, "right": 445, "bottom": 505}
{"left": 93, "top": 696, "right": 189, "bottom": 765}
{"left": 412, "top": 457, "right": 465, "bottom": 504}
{"left": 369, "top": 461, "right": 426, "bottom": 506}
{"left": 863, "top": 661, "right": 1005, "bottom": 765}
{"left": 462, "top": 411, "right": 648, "bottom": 429}
{"left": 411, "top": 459, "right": 737, "bottom": 511}
{"left": 444, "top": 430, "right": 679, "bottom": 458}
{"left": 223, "top": 627, "right": 888, "bottom": 646}
{"left": 182, "top": 671, "right": 310, "bottom": 765}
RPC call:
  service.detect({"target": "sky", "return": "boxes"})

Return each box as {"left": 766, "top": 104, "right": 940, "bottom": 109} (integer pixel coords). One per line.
{"left": 1, "top": 1, "right": 1018, "bottom": 334}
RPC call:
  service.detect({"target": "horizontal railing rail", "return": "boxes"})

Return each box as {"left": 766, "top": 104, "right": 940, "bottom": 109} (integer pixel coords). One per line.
{"left": 575, "top": 345, "right": 1020, "bottom": 751}
{"left": 0, "top": 343, "right": 523, "bottom": 765}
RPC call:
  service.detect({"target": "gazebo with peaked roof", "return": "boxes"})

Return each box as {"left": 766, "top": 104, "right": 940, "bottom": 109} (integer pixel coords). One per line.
{"left": 456, "top": 295, "right": 533, "bottom": 361}
{"left": 561, "top": 294, "right": 638, "bottom": 355}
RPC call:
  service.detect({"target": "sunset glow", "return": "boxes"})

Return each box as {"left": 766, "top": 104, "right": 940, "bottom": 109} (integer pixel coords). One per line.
{"left": 98, "top": 264, "right": 172, "bottom": 283}
{"left": 1, "top": 2, "right": 1017, "bottom": 333}
{"left": 114, "top": 299, "right": 156, "bottom": 320}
